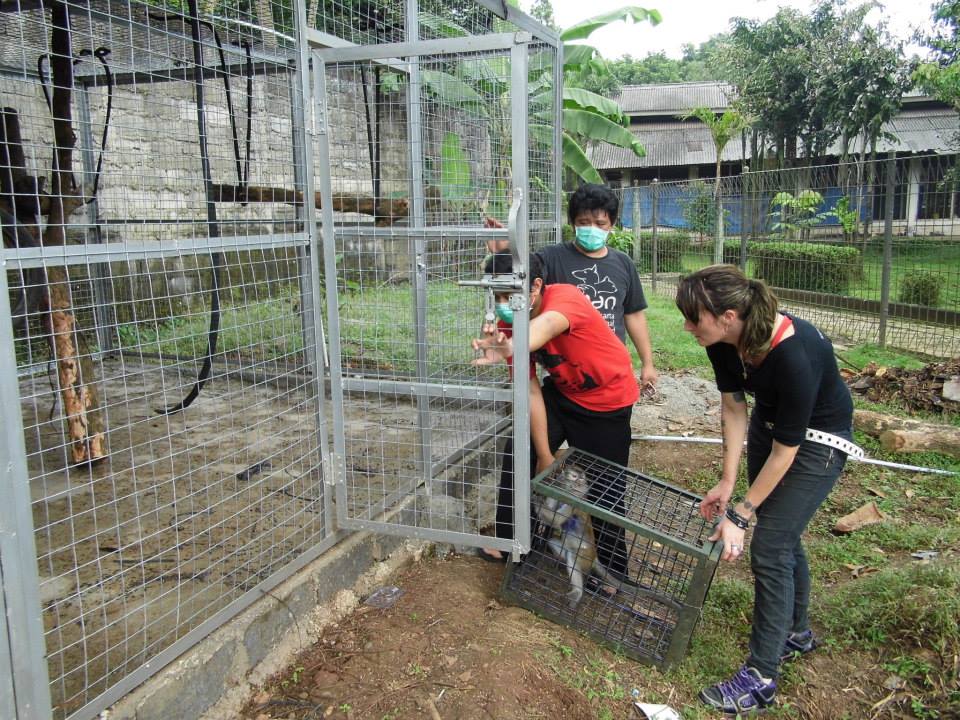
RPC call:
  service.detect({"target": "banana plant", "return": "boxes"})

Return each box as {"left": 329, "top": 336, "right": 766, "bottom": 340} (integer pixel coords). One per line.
{"left": 417, "top": 5, "right": 660, "bottom": 185}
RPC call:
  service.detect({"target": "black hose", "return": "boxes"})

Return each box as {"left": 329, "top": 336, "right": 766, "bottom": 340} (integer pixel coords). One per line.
{"left": 158, "top": 0, "right": 223, "bottom": 415}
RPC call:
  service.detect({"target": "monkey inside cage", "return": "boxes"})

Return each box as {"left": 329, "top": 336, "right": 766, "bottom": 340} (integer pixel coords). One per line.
{"left": 502, "top": 448, "right": 722, "bottom": 669}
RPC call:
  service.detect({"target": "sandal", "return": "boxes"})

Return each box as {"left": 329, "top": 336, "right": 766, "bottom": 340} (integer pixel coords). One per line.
{"left": 476, "top": 548, "right": 507, "bottom": 563}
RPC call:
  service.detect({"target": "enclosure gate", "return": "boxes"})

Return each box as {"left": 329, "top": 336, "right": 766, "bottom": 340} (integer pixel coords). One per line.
{"left": 312, "top": 29, "right": 561, "bottom": 558}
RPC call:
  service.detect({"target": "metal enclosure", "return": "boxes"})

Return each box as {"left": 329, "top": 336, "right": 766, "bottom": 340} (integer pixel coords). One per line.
{"left": 0, "top": 1, "right": 562, "bottom": 718}
{"left": 502, "top": 448, "right": 721, "bottom": 669}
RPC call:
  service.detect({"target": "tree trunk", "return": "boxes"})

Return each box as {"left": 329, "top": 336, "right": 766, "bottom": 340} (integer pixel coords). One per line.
{"left": 854, "top": 409, "right": 960, "bottom": 459}
{"left": 210, "top": 183, "right": 409, "bottom": 224}
{"left": 45, "top": 0, "right": 106, "bottom": 464}
{"left": 878, "top": 429, "right": 960, "bottom": 458}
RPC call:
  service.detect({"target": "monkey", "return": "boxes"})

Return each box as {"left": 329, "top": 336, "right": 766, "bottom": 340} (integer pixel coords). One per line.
{"left": 534, "top": 465, "right": 627, "bottom": 608}
{"left": 535, "top": 464, "right": 681, "bottom": 612}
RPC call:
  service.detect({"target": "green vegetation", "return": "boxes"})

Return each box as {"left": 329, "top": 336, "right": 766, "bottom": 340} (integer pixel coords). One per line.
{"left": 837, "top": 344, "right": 929, "bottom": 372}
{"left": 641, "top": 294, "right": 706, "bottom": 372}
{"left": 751, "top": 242, "right": 862, "bottom": 294}
{"left": 683, "top": 237, "right": 960, "bottom": 310}
{"left": 898, "top": 270, "right": 947, "bottom": 307}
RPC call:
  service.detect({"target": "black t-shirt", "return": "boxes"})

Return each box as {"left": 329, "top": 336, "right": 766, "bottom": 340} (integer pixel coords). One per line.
{"left": 537, "top": 243, "right": 647, "bottom": 342}
{"left": 706, "top": 314, "right": 853, "bottom": 446}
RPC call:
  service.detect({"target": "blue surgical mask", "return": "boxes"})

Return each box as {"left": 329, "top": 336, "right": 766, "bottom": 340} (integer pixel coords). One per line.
{"left": 495, "top": 303, "right": 514, "bottom": 325}
{"left": 574, "top": 225, "right": 609, "bottom": 252}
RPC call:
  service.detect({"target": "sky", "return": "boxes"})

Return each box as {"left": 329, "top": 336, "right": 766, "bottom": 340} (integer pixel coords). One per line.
{"left": 520, "top": 0, "right": 935, "bottom": 60}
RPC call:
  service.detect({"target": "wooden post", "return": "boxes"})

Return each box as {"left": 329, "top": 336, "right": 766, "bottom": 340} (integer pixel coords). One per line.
{"left": 43, "top": 0, "right": 107, "bottom": 464}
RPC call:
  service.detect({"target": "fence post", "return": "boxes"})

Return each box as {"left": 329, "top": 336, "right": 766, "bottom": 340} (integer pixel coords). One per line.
{"left": 878, "top": 152, "right": 896, "bottom": 347}
{"left": 632, "top": 182, "right": 641, "bottom": 267}
{"left": 714, "top": 177, "right": 724, "bottom": 265}
{"left": 651, "top": 179, "right": 659, "bottom": 293}
{"left": 739, "top": 165, "right": 749, "bottom": 269}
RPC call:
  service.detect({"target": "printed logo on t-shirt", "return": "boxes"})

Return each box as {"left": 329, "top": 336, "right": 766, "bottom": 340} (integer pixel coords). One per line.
{"left": 571, "top": 264, "right": 618, "bottom": 330}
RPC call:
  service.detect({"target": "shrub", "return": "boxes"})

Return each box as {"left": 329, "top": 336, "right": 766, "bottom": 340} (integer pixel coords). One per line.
{"left": 898, "top": 270, "right": 944, "bottom": 307}
{"left": 632, "top": 231, "right": 689, "bottom": 273}
{"left": 680, "top": 181, "right": 720, "bottom": 241}
{"left": 751, "top": 241, "right": 861, "bottom": 293}
{"left": 722, "top": 239, "right": 748, "bottom": 266}
{"left": 605, "top": 228, "right": 634, "bottom": 254}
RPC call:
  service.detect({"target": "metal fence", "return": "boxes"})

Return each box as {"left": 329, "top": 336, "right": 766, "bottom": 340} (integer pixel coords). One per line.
{"left": 0, "top": 1, "right": 558, "bottom": 718}
{"left": 616, "top": 154, "right": 960, "bottom": 357}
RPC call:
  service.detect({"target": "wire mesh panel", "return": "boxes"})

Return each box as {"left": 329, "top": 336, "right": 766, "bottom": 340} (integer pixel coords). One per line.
{"left": 316, "top": 32, "right": 559, "bottom": 552}
{"left": 1, "top": 0, "right": 330, "bottom": 716}
{"left": 501, "top": 448, "right": 720, "bottom": 669}
{"left": 615, "top": 154, "right": 960, "bottom": 357}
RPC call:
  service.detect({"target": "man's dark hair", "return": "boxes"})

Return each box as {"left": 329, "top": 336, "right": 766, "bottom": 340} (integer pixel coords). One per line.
{"left": 483, "top": 251, "right": 545, "bottom": 284}
{"left": 567, "top": 182, "right": 618, "bottom": 225}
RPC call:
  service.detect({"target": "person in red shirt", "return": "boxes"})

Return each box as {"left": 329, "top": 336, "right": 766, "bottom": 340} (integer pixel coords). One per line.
{"left": 472, "top": 252, "right": 638, "bottom": 585}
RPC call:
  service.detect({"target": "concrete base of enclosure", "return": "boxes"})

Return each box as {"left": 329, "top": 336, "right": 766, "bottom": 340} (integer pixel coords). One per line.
{"left": 104, "top": 530, "right": 427, "bottom": 720}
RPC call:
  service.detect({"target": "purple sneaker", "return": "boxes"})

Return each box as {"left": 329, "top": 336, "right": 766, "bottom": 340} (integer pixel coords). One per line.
{"left": 699, "top": 665, "right": 777, "bottom": 715}
{"left": 780, "top": 629, "right": 817, "bottom": 663}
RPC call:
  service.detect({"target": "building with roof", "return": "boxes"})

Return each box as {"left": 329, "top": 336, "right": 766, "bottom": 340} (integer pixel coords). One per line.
{"left": 592, "top": 81, "right": 960, "bottom": 229}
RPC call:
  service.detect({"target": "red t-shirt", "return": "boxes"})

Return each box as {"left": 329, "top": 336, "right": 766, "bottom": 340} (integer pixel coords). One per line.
{"left": 530, "top": 284, "right": 639, "bottom": 412}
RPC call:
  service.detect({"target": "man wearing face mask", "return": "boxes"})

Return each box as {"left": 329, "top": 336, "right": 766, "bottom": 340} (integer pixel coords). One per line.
{"left": 472, "top": 252, "right": 638, "bottom": 579}
{"left": 543, "top": 183, "right": 657, "bottom": 389}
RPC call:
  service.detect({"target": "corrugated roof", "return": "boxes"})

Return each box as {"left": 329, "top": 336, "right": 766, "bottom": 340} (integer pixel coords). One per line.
{"left": 591, "top": 121, "right": 747, "bottom": 170}
{"left": 615, "top": 81, "right": 738, "bottom": 115}
{"left": 870, "top": 110, "right": 960, "bottom": 154}
{"left": 590, "top": 110, "right": 960, "bottom": 171}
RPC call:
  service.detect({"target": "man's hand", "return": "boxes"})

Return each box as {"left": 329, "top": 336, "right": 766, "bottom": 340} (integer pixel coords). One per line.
{"left": 483, "top": 216, "right": 504, "bottom": 229}
{"left": 640, "top": 365, "right": 658, "bottom": 388}
{"left": 471, "top": 323, "right": 513, "bottom": 365}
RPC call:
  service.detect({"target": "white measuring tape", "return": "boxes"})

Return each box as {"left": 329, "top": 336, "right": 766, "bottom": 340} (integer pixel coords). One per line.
{"left": 630, "top": 433, "right": 956, "bottom": 476}
{"left": 803, "top": 428, "right": 865, "bottom": 460}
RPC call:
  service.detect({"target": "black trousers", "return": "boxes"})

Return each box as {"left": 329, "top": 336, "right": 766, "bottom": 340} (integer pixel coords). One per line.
{"left": 495, "top": 379, "right": 632, "bottom": 576}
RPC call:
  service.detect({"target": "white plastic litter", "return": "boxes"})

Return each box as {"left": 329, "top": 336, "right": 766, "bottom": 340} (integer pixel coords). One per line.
{"left": 633, "top": 702, "right": 681, "bottom": 720}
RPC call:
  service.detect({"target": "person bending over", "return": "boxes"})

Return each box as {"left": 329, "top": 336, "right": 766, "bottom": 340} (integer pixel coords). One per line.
{"left": 472, "top": 252, "right": 638, "bottom": 590}
{"left": 676, "top": 264, "right": 853, "bottom": 715}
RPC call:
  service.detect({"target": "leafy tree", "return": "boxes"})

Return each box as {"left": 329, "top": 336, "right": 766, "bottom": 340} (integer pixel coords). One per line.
{"left": 915, "top": 1, "right": 960, "bottom": 111}
{"left": 571, "top": 36, "right": 731, "bottom": 97}
{"left": 529, "top": 0, "right": 558, "bottom": 31}
{"left": 725, "top": 0, "right": 909, "bottom": 170}
{"left": 680, "top": 107, "right": 749, "bottom": 260}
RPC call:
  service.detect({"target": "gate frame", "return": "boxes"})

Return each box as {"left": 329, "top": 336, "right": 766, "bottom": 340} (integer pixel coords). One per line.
{"left": 311, "top": 26, "right": 562, "bottom": 557}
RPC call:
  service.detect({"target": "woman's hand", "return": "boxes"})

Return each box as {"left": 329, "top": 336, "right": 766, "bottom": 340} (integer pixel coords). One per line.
{"left": 709, "top": 517, "right": 747, "bottom": 562}
{"left": 471, "top": 326, "right": 513, "bottom": 365}
{"left": 699, "top": 481, "right": 734, "bottom": 522}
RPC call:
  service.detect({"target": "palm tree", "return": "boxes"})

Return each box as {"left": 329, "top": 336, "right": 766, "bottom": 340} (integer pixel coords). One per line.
{"left": 681, "top": 106, "right": 750, "bottom": 262}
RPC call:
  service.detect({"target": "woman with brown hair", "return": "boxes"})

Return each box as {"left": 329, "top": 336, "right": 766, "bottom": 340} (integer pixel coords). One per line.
{"left": 676, "top": 265, "right": 854, "bottom": 715}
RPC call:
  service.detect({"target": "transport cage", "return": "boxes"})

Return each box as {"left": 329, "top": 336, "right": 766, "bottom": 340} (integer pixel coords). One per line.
{"left": 500, "top": 448, "right": 721, "bottom": 668}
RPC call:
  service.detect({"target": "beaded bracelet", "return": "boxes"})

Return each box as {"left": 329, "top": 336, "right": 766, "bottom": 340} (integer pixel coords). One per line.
{"left": 725, "top": 506, "right": 750, "bottom": 530}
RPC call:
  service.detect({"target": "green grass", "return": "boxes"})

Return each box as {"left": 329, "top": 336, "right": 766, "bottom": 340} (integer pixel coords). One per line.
{"left": 641, "top": 294, "right": 709, "bottom": 372}
{"left": 821, "top": 564, "right": 960, "bottom": 652}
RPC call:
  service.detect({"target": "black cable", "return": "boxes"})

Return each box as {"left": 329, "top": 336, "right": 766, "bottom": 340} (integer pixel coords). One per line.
{"left": 37, "top": 54, "right": 53, "bottom": 112}
{"left": 75, "top": 47, "right": 113, "bottom": 199}
{"left": 158, "top": 0, "right": 223, "bottom": 415}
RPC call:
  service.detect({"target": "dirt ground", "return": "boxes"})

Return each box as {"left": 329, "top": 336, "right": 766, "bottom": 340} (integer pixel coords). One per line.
{"left": 238, "top": 371, "right": 929, "bottom": 720}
